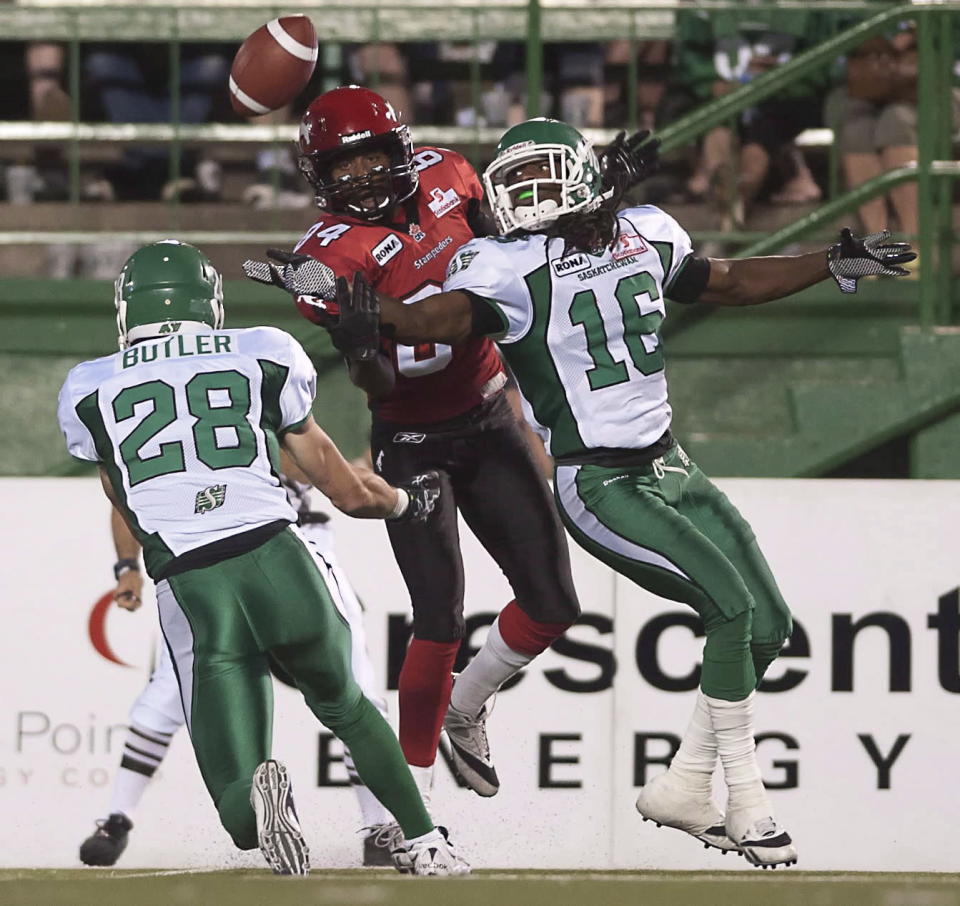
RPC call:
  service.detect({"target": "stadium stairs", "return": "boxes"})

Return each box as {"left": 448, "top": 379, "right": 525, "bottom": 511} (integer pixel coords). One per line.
{"left": 665, "top": 284, "right": 960, "bottom": 479}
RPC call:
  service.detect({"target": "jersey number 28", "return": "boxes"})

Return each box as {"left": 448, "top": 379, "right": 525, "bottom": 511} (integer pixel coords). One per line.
{"left": 112, "top": 370, "right": 256, "bottom": 485}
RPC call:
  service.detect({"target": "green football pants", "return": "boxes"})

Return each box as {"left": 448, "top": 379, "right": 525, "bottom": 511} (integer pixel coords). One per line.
{"left": 156, "top": 525, "right": 432, "bottom": 849}
{"left": 554, "top": 445, "right": 792, "bottom": 701}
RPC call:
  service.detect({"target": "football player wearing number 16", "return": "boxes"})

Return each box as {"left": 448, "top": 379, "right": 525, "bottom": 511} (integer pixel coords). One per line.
{"left": 247, "top": 85, "right": 582, "bottom": 810}
{"left": 298, "top": 119, "right": 916, "bottom": 868}
{"left": 57, "top": 240, "right": 468, "bottom": 876}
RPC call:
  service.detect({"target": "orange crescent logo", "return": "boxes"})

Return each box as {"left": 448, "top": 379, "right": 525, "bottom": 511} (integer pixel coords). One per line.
{"left": 88, "top": 591, "right": 133, "bottom": 668}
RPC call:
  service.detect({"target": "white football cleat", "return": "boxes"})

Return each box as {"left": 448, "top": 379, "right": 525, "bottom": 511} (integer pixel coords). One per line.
{"left": 636, "top": 772, "right": 739, "bottom": 854}
{"left": 362, "top": 822, "right": 403, "bottom": 867}
{"left": 443, "top": 702, "right": 499, "bottom": 797}
{"left": 250, "top": 760, "right": 310, "bottom": 875}
{"left": 728, "top": 814, "right": 797, "bottom": 868}
{"left": 393, "top": 826, "right": 471, "bottom": 876}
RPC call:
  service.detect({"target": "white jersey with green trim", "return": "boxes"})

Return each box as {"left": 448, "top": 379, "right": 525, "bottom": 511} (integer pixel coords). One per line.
{"left": 443, "top": 205, "right": 692, "bottom": 458}
{"left": 57, "top": 325, "right": 316, "bottom": 574}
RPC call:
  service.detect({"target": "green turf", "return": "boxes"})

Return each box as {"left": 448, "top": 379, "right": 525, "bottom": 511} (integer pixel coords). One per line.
{"left": 2, "top": 870, "right": 959, "bottom": 906}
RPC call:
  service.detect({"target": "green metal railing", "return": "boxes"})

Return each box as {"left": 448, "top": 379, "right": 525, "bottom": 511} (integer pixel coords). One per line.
{"left": 652, "top": 1, "right": 959, "bottom": 328}
{"left": 1, "top": 0, "right": 957, "bottom": 324}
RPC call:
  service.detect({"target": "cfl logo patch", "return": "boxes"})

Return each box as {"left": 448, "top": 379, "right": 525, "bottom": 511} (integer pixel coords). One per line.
{"left": 393, "top": 432, "right": 426, "bottom": 444}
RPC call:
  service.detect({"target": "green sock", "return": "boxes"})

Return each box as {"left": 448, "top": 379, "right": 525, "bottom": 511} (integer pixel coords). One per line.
{"left": 701, "top": 609, "right": 756, "bottom": 701}
{"left": 329, "top": 697, "right": 433, "bottom": 839}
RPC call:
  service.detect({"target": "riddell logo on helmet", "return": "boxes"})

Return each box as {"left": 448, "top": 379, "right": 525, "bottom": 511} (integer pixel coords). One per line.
{"left": 341, "top": 130, "right": 373, "bottom": 144}
{"left": 552, "top": 253, "right": 591, "bottom": 277}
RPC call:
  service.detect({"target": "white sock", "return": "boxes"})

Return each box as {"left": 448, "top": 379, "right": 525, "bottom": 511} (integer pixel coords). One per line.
{"left": 107, "top": 722, "right": 172, "bottom": 817}
{"left": 107, "top": 767, "right": 150, "bottom": 820}
{"left": 343, "top": 747, "right": 393, "bottom": 829}
{"left": 450, "top": 619, "right": 531, "bottom": 718}
{"left": 668, "top": 691, "right": 717, "bottom": 796}
{"left": 354, "top": 785, "right": 392, "bottom": 830}
{"left": 405, "top": 827, "right": 441, "bottom": 847}
{"left": 705, "top": 691, "right": 771, "bottom": 816}
{"left": 408, "top": 763, "right": 434, "bottom": 815}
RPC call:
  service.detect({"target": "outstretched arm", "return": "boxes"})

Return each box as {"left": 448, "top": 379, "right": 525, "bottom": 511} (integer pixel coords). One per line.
{"left": 696, "top": 251, "right": 830, "bottom": 306}
{"left": 378, "top": 291, "right": 476, "bottom": 345}
{"left": 693, "top": 229, "right": 915, "bottom": 306}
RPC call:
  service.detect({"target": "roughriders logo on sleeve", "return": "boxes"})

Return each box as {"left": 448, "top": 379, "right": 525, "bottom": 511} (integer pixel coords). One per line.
{"left": 427, "top": 186, "right": 461, "bottom": 219}
{"left": 371, "top": 234, "right": 404, "bottom": 267}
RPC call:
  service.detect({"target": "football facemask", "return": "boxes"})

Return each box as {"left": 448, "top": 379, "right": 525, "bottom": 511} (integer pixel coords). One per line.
{"left": 484, "top": 118, "right": 603, "bottom": 235}
{"left": 297, "top": 86, "right": 418, "bottom": 219}
{"left": 115, "top": 240, "right": 224, "bottom": 349}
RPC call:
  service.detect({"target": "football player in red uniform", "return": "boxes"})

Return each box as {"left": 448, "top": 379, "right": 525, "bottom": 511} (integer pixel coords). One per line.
{"left": 247, "top": 85, "right": 581, "bottom": 822}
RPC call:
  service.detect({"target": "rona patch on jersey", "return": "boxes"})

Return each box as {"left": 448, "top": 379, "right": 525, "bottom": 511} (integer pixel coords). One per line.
{"left": 371, "top": 234, "right": 403, "bottom": 267}
{"left": 551, "top": 252, "right": 591, "bottom": 277}
{"left": 195, "top": 484, "right": 227, "bottom": 514}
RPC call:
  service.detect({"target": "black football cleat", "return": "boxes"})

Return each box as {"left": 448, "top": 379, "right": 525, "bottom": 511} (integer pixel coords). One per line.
{"left": 79, "top": 813, "right": 133, "bottom": 866}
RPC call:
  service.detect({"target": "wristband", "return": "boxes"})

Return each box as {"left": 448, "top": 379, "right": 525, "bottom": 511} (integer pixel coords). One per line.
{"left": 387, "top": 488, "right": 410, "bottom": 520}
{"left": 113, "top": 558, "right": 140, "bottom": 581}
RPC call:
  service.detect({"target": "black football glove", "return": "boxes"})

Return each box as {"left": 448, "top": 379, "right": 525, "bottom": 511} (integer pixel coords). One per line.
{"left": 389, "top": 471, "right": 442, "bottom": 524}
{"left": 330, "top": 271, "right": 380, "bottom": 362}
{"left": 599, "top": 129, "right": 661, "bottom": 196}
{"left": 242, "top": 248, "right": 340, "bottom": 326}
{"left": 827, "top": 228, "right": 916, "bottom": 294}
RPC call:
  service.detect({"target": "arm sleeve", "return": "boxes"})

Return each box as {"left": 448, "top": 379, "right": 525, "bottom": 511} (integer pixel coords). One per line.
{"left": 57, "top": 375, "right": 99, "bottom": 462}
{"left": 443, "top": 239, "right": 532, "bottom": 343}
{"left": 666, "top": 256, "right": 711, "bottom": 304}
{"left": 278, "top": 336, "right": 317, "bottom": 434}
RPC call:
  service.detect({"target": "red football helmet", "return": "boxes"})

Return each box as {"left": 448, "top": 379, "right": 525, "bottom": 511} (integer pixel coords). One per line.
{"left": 297, "top": 85, "right": 417, "bottom": 220}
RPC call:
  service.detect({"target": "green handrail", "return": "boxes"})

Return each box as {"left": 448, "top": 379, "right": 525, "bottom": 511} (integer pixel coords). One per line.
{"left": 657, "top": 3, "right": 912, "bottom": 153}
{"left": 652, "top": 2, "right": 960, "bottom": 329}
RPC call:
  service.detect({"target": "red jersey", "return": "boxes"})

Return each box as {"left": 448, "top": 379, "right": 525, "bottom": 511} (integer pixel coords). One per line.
{"left": 295, "top": 147, "right": 504, "bottom": 424}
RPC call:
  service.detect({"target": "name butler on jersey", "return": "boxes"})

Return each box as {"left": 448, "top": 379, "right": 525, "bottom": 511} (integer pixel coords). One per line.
{"left": 295, "top": 142, "right": 503, "bottom": 424}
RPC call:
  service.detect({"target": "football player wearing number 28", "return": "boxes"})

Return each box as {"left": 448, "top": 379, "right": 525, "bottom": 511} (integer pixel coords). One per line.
{"left": 290, "top": 118, "right": 916, "bottom": 868}
{"left": 57, "top": 240, "right": 467, "bottom": 876}
{"left": 247, "top": 86, "right": 582, "bottom": 812}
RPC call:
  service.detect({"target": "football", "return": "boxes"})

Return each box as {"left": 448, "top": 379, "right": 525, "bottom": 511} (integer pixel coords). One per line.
{"left": 229, "top": 15, "right": 318, "bottom": 116}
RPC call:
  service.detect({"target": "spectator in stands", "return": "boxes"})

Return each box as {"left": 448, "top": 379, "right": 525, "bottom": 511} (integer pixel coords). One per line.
{"left": 347, "top": 43, "right": 413, "bottom": 124}
{"left": 81, "top": 44, "right": 229, "bottom": 201}
{"left": 604, "top": 39, "right": 672, "bottom": 131}
{"left": 824, "top": 23, "right": 930, "bottom": 240}
{"left": 550, "top": 43, "right": 606, "bottom": 128}
{"left": 674, "top": 9, "right": 830, "bottom": 224}
{"left": 242, "top": 107, "right": 311, "bottom": 210}
{"left": 0, "top": 41, "right": 70, "bottom": 203}
{"left": 406, "top": 41, "right": 528, "bottom": 128}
